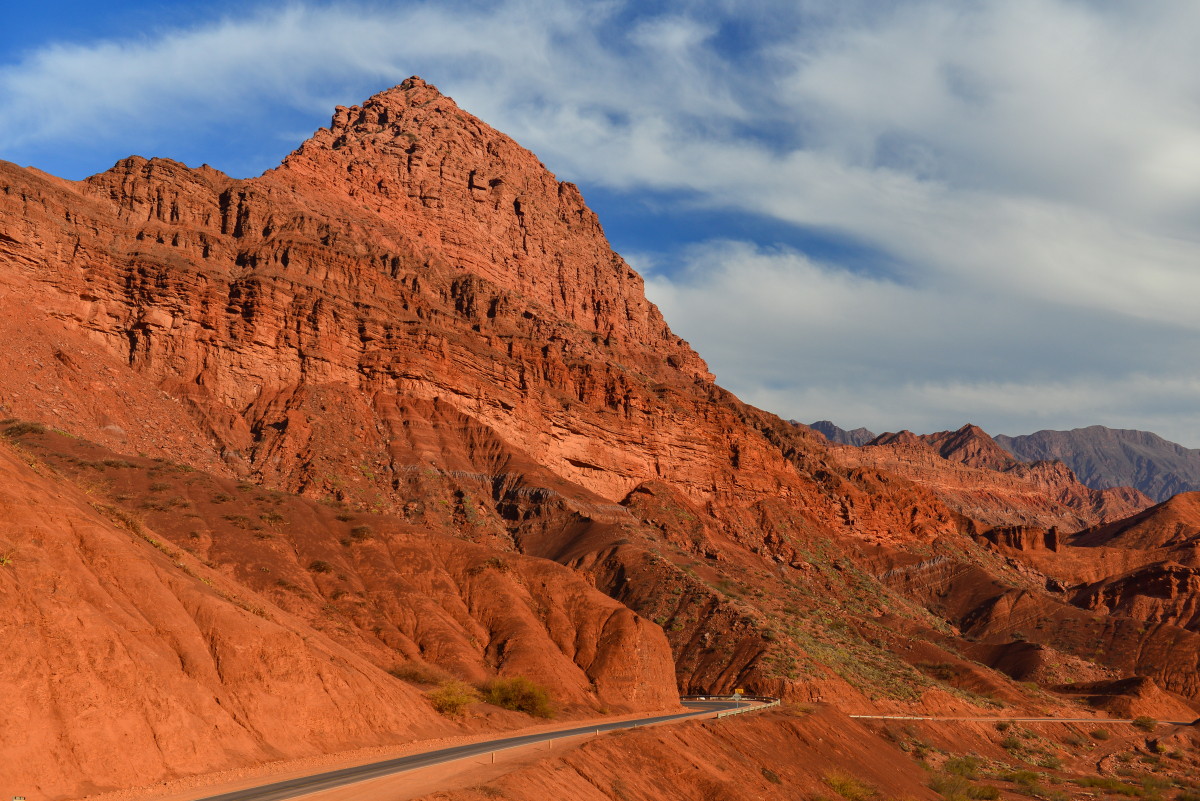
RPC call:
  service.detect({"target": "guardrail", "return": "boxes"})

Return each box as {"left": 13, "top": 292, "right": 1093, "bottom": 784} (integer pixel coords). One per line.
{"left": 681, "top": 694, "right": 782, "bottom": 718}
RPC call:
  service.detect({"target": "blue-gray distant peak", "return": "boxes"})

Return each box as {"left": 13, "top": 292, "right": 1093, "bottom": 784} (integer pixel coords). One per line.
{"left": 995, "top": 426, "right": 1200, "bottom": 503}
{"left": 805, "top": 421, "right": 877, "bottom": 447}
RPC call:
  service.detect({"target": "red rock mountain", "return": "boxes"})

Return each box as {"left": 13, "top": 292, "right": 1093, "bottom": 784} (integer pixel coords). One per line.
{"left": 845, "top": 425, "right": 1153, "bottom": 532}
{"left": 4, "top": 79, "right": 1200, "bottom": 799}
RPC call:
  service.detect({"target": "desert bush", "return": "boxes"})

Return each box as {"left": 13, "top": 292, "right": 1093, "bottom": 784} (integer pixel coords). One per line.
{"left": 1004, "top": 770, "right": 1046, "bottom": 797}
{"left": 1001, "top": 735, "right": 1022, "bottom": 752}
{"left": 1038, "top": 755, "right": 1063, "bottom": 770}
{"left": 1091, "top": 728, "right": 1111, "bottom": 740}
{"left": 945, "top": 757, "right": 981, "bottom": 779}
{"left": 1142, "top": 777, "right": 1171, "bottom": 800}
{"left": 342, "top": 524, "right": 374, "bottom": 546}
{"left": 481, "top": 676, "right": 554, "bottom": 718}
{"left": 931, "top": 773, "right": 973, "bottom": 800}
{"left": 429, "top": 680, "right": 478, "bottom": 715}
{"left": 1075, "top": 776, "right": 1141, "bottom": 796}
{"left": 917, "top": 662, "right": 958, "bottom": 681}
{"left": 468, "top": 556, "right": 511, "bottom": 576}
{"left": 762, "top": 767, "right": 783, "bottom": 785}
{"left": 1133, "top": 716, "right": 1157, "bottom": 732}
{"left": 1063, "top": 732, "right": 1086, "bottom": 747}
{"left": 308, "top": 560, "right": 335, "bottom": 574}
{"left": 931, "top": 771, "right": 1002, "bottom": 801}
{"left": 388, "top": 661, "right": 450, "bottom": 685}
{"left": 825, "top": 771, "right": 877, "bottom": 801}
{"left": 996, "top": 721, "right": 1012, "bottom": 732}
{"left": 3, "top": 422, "right": 45, "bottom": 437}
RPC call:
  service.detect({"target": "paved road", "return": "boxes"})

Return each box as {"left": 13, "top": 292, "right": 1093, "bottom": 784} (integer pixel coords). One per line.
{"left": 195, "top": 700, "right": 744, "bottom": 801}
{"left": 849, "top": 715, "right": 1197, "bottom": 726}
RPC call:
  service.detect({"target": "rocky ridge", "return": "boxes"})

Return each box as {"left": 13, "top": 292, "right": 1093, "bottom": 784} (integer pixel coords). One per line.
{"left": 997, "top": 425, "right": 1200, "bottom": 503}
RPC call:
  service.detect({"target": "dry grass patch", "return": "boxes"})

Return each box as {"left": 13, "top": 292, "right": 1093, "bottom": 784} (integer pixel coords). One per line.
{"left": 825, "top": 771, "right": 876, "bottom": 801}
{"left": 388, "top": 661, "right": 451, "bottom": 685}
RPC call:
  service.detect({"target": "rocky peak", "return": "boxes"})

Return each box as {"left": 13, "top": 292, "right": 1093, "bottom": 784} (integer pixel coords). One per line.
{"left": 920, "top": 424, "right": 1018, "bottom": 471}
{"left": 272, "top": 78, "right": 710, "bottom": 379}
{"left": 865, "top": 430, "right": 929, "bottom": 449}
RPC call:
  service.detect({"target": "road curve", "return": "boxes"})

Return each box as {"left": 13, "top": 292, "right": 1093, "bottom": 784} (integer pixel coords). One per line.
{"left": 194, "top": 700, "right": 747, "bottom": 801}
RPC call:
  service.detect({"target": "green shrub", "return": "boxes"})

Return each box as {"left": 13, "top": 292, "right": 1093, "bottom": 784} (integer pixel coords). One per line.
{"left": 931, "top": 773, "right": 972, "bottom": 800}
{"left": 1038, "top": 755, "right": 1063, "bottom": 770}
{"left": 825, "top": 771, "right": 877, "bottom": 801}
{"left": 429, "top": 680, "right": 477, "bottom": 715}
{"left": 762, "top": 767, "right": 782, "bottom": 785}
{"left": 932, "top": 773, "right": 999, "bottom": 800}
{"left": 1002, "top": 735, "right": 1022, "bottom": 752}
{"left": 3, "top": 422, "right": 45, "bottom": 437}
{"left": 945, "top": 757, "right": 981, "bottom": 779}
{"left": 481, "top": 676, "right": 555, "bottom": 718}
{"left": 1133, "top": 716, "right": 1157, "bottom": 732}
{"left": 1063, "top": 732, "right": 1086, "bottom": 747}
{"left": 1007, "top": 771, "right": 1040, "bottom": 788}
{"left": 308, "top": 560, "right": 335, "bottom": 574}
{"left": 1074, "top": 776, "right": 1141, "bottom": 796}
{"left": 1004, "top": 770, "right": 1047, "bottom": 798}
{"left": 1091, "top": 728, "right": 1111, "bottom": 740}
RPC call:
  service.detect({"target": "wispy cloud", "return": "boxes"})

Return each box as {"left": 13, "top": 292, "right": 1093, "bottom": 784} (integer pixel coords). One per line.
{"left": 3, "top": 0, "right": 1200, "bottom": 444}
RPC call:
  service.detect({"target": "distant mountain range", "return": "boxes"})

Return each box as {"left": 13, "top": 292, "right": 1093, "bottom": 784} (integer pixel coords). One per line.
{"left": 995, "top": 426, "right": 1200, "bottom": 503}
{"left": 807, "top": 420, "right": 1200, "bottom": 504}
{"left": 806, "top": 420, "right": 876, "bottom": 446}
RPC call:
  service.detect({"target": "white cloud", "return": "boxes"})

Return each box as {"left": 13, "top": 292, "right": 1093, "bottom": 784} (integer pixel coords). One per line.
{"left": 3, "top": 0, "right": 1200, "bottom": 444}
{"left": 644, "top": 241, "right": 1200, "bottom": 446}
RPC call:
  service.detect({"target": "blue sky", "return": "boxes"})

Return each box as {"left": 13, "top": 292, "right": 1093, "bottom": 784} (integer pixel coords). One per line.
{"left": 4, "top": 0, "right": 1200, "bottom": 447}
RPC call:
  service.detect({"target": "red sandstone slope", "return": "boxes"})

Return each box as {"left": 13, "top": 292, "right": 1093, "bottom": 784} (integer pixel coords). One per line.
{"left": 0, "top": 436, "right": 449, "bottom": 797}
{"left": 0, "top": 425, "right": 679, "bottom": 799}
